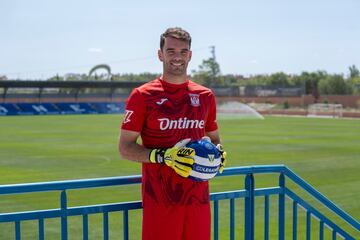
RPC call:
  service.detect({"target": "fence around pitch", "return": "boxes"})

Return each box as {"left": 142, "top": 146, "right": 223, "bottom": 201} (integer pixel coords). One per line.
{"left": 0, "top": 165, "right": 359, "bottom": 240}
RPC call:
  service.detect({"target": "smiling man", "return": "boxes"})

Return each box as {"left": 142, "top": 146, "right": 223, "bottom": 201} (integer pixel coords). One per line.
{"left": 119, "top": 27, "right": 226, "bottom": 240}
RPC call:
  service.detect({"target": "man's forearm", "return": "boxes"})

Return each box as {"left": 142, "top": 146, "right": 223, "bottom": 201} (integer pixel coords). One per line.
{"left": 119, "top": 141, "right": 151, "bottom": 163}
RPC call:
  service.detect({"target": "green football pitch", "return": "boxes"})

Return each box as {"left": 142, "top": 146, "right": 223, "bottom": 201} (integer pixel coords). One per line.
{"left": 0, "top": 114, "right": 359, "bottom": 239}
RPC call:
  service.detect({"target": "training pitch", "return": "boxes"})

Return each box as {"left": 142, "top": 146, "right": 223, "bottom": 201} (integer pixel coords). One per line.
{"left": 0, "top": 114, "right": 359, "bottom": 239}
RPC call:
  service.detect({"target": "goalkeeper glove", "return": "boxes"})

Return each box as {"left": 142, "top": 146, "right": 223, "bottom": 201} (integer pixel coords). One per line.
{"left": 149, "top": 139, "right": 195, "bottom": 178}
{"left": 216, "top": 144, "right": 227, "bottom": 174}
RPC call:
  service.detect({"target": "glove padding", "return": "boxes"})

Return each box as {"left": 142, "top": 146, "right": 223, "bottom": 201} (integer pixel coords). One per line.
{"left": 216, "top": 144, "right": 227, "bottom": 174}
{"left": 149, "top": 139, "right": 195, "bottom": 178}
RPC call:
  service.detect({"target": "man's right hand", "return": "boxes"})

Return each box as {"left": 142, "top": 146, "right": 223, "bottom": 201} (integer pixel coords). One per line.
{"left": 149, "top": 139, "right": 195, "bottom": 178}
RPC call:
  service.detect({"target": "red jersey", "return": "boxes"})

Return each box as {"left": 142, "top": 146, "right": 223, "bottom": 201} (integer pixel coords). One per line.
{"left": 121, "top": 78, "right": 218, "bottom": 206}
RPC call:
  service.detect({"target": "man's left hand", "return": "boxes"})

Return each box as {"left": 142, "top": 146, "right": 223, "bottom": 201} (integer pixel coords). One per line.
{"left": 216, "top": 144, "right": 227, "bottom": 174}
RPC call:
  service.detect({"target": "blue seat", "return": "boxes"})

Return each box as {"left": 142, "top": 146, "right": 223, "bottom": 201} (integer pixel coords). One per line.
{"left": 55, "top": 103, "right": 97, "bottom": 114}
{"left": 17, "top": 103, "right": 60, "bottom": 115}
{"left": 0, "top": 103, "right": 21, "bottom": 115}
{"left": 90, "top": 102, "right": 125, "bottom": 114}
{"left": 1, "top": 102, "right": 126, "bottom": 115}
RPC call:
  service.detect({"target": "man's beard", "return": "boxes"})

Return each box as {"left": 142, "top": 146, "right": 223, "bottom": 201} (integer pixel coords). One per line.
{"left": 164, "top": 61, "right": 188, "bottom": 76}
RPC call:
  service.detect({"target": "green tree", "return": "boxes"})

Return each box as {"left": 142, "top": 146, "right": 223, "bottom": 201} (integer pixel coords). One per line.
{"left": 221, "top": 74, "right": 246, "bottom": 86}
{"left": 192, "top": 57, "right": 221, "bottom": 86}
{"left": 349, "top": 77, "right": 360, "bottom": 95}
{"left": 318, "top": 74, "right": 352, "bottom": 95}
{"left": 245, "top": 74, "right": 270, "bottom": 86}
{"left": 292, "top": 71, "right": 327, "bottom": 94}
{"left": 268, "top": 72, "right": 290, "bottom": 86}
{"left": 349, "top": 65, "right": 360, "bottom": 79}
{"left": 47, "top": 74, "right": 64, "bottom": 81}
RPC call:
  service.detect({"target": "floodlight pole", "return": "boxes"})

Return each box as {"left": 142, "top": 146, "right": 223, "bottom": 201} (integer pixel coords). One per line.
{"left": 210, "top": 45, "right": 217, "bottom": 86}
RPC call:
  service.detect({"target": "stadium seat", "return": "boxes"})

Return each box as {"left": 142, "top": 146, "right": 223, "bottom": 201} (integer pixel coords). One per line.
{"left": 17, "top": 103, "right": 60, "bottom": 115}
{"left": 0, "top": 103, "right": 21, "bottom": 115}
{"left": 55, "top": 102, "right": 98, "bottom": 114}
{"left": 90, "top": 102, "right": 125, "bottom": 114}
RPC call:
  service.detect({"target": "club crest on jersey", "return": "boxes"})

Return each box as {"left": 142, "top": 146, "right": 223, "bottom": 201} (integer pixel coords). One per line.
{"left": 123, "top": 110, "right": 134, "bottom": 124}
{"left": 189, "top": 94, "right": 200, "bottom": 107}
{"left": 208, "top": 154, "right": 215, "bottom": 162}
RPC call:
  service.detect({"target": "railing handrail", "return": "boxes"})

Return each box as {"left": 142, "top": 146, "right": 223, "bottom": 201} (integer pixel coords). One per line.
{"left": 0, "top": 175, "right": 142, "bottom": 195}
{"left": 282, "top": 166, "right": 360, "bottom": 231}
{"left": 0, "top": 164, "right": 359, "bottom": 232}
{"left": 0, "top": 165, "right": 286, "bottom": 195}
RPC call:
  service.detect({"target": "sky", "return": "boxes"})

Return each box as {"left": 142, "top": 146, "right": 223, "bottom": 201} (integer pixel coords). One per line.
{"left": 1, "top": 0, "right": 359, "bottom": 79}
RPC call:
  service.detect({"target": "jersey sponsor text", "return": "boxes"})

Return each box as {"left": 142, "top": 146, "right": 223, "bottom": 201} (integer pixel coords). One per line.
{"left": 158, "top": 117, "right": 205, "bottom": 130}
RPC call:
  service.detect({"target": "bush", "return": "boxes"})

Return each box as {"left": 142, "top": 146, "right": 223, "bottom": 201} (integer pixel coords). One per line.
{"left": 283, "top": 100, "right": 289, "bottom": 109}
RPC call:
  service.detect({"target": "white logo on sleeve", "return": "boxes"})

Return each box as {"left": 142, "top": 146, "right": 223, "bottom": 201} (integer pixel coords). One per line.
{"left": 189, "top": 94, "right": 200, "bottom": 107}
{"left": 123, "top": 110, "right": 134, "bottom": 124}
{"left": 156, "top": 98, "right": 168, "bottom": 105}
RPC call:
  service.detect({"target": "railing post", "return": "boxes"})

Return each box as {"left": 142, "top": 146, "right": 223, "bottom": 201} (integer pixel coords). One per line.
{"left": 230, "top": 198, "right": 235, "bottom": 240}
{"left": 61, "top": 190, "right": 68, "bottom": 240}
{"left": 244, "top": 173, "right": 254, "bottom": 240}
{"left": 306, "top": 211, "right": 311, "bottom": 240}
{"left": 278, "top": 173, "right": 285, "bottom": 240}
{"left": 15, "top": 221, "right": 20, "bottom": 240}
{"left": 83, "top": 214, "right": 88, "bottom": 240}
{"left": 292, "top": 201, "right": 297, "bottom": 240}
{"left": 319, "top": 221, "right": 324, "bottom": 240}
{"left": 39, "top": 218, "right": 44, "bottom": 240}
{"left": 264, "top": 195, "right": 269, "bottom": 240}
{"left": 123, "top": 210, "right": 129, "bottom": 240}
{"left": 104, "top": 212, "right": 109, "bottom": 240}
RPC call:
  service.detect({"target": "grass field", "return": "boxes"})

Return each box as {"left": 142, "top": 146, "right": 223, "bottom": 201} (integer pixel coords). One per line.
{"left": 0, "top": 114, "right": 359, "bottom": 239}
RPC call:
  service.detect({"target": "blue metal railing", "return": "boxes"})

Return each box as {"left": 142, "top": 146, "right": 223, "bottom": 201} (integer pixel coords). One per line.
{"left": 0, "top": 165, "right": 359, "bottom": 239}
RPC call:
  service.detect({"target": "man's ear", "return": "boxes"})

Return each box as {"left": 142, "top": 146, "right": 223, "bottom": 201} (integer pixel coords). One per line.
{"left": 188, "top": 50, "right": 192, "bottom": 62}
{"left": 158, "top": 49, "right": 163, "bottom": 62}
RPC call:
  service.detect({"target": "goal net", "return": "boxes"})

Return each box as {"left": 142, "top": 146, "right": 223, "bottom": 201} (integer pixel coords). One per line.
{"left": 307, "top": 103, "right": 343, "bottom": 118}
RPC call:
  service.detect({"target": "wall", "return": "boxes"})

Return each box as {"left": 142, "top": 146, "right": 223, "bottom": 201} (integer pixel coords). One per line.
{"left": 217, "top": 95, "right": 360, "bottom": 108}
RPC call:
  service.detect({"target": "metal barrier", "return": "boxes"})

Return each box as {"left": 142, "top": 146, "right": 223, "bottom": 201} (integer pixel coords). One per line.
{"left": 0, "top": 165, "right": 359, "bottom": 239}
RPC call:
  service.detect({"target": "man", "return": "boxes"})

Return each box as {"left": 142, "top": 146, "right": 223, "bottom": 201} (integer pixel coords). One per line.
{"left": 119, "top": 27, "right": 225, "bottom": 240}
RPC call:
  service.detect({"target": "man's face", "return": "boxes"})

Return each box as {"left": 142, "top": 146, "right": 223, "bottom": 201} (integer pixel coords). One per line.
{"left": 158, "top": 37, "right": 192, "bottom": 76}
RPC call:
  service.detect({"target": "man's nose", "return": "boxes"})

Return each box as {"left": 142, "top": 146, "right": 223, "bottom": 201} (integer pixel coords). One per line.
{"left": 172, "top": 52, "right": 183, "bottom": 60}
{"left": 174, "top": 51, "right": 182, "bottom": 58}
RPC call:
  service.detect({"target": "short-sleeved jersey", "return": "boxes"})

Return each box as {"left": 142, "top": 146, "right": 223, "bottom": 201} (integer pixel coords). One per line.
{"left": 121, "top": 78, "right": 218, "bottom": 206}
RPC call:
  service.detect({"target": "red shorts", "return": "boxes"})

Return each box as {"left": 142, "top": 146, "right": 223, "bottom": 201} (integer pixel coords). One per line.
{"left": 142, "top": 203, "right": 210, "bottom": 240}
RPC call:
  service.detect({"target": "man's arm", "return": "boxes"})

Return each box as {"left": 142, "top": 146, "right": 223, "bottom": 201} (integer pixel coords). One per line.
{"left": 119, "top": 129, "right": 196, "bottom": 177}
{"left": 118, "top": 129, "right": 151, "bottom": 163}
{"left": 206, "top": 129, "right": 221, "bottom": 145}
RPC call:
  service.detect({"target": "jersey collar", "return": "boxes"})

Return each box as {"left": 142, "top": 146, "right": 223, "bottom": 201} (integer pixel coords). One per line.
{"left": 158, "top": 77, "right": 189, "bottom": 90}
